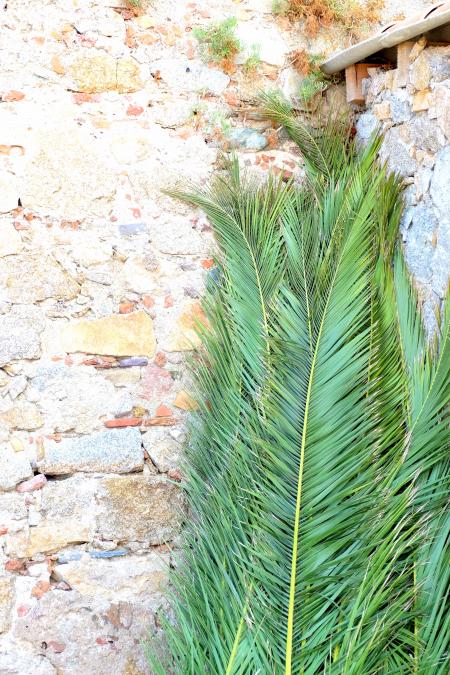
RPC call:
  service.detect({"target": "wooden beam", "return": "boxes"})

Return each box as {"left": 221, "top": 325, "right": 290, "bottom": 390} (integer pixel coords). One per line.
{"left": 345, "top": 63, "right": 385, "bottom": 105}
{"left": 396, "top": 41, "right": 415, "bottom": 87}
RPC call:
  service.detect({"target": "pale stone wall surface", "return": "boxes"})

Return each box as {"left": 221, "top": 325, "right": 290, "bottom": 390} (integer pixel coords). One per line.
{"left": 0, "top": 0, "right": 444, "bottom": 673}
{"left": 356, "top": 40, "right": 450, "bottom": 333}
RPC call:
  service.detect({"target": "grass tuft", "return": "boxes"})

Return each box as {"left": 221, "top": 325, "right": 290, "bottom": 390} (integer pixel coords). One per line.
{"left": 273, "top": 0, "right": 384, "bottom": 37}
{"left": 193, "top": 17, "right": 241, "bottom": 70}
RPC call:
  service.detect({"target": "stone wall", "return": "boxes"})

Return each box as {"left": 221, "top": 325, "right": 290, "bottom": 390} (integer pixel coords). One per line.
{"left": 356, "top": 39, "right": 450, "bottom": 333}
{"left": 0, "top": 1, "right": 444, "bottom": 673}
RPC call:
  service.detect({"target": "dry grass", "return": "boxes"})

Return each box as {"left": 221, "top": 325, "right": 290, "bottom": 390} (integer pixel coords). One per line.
{"left": 275, "top": 0, "right": 384, "bottom": 38}
{"left": 193, "top": 18, "right": 241, "bottom": 75}
{"left": 125, "top": 0, "right": 149, "bottom": 16}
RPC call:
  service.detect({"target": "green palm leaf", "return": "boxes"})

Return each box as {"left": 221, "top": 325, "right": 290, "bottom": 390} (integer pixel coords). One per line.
{"left": 147, "top": 108, "right": 449, "bottom": 675}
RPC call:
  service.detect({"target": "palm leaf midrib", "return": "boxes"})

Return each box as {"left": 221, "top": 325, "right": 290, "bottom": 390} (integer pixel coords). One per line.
{"left": 285, "top": 198, "right": 372, "bottom": 671}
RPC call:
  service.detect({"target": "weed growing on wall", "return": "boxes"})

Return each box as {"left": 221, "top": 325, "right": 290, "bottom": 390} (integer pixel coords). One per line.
{"left": 289, "top": 49, "right": 338, "bottom": 100}
{"left": 242, "top": 44, "right": 262, "bottom": 75}
{"left": 193, "top": 17, "right": 241, "bottom": 72}
{"left": 274, "top": 0, "right": 384, "bottom": 37}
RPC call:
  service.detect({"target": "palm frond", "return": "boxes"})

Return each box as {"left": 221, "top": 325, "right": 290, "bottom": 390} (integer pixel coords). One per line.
{"left": 148, "top": 106, "right": 449, "bottom": 675}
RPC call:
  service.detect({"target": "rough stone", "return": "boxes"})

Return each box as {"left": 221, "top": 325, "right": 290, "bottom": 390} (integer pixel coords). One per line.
{"left": 55, "top": 553, "right": 169, "bottom": 601}
{"left": 68, "top": 234, "right": 113, "bottom": 268}
{"left": 407, "top": 115, "right": 444, "bottom": 153}
{"left": 355, "top": 112, "right": 378, "bottom": 140}
{"left": 22, "top": 520, "right": 91, "bottom": 557}
{"left": 0, "top": 647, "right": 56, "bottom": 675}
{"left": 11, "top": 582, "right": 161, "bottom": 675}
{"left": 73, "top": 9, "right": 125, "bottom": 39}
{"left": 21, "top": 126, "right": 117, "bottom": 220}
{"left": 389, "top": 93, "right": 412, "bottom": 124}
{"left": 0, "top": 447, "right": 32, "bottom": 490}
{"left": 415, "top": 167, "right": 432, "bottom": 200}
{"left": 426, "top": 46, "right": 450, "bottom": 82}
{"left": 412, "top": 89, "right": 431, "bottom": 112}
{"left": 54, "top": 311, "right": 156, "bottom": 357}
{"left": 118, "top": 222, "right": 148, "bottom": 237}
{"left": 155, "top": 58, "right": 230, "bottom": 95}
{"left": 103, "top": 368, "right": 141, "bottom": 388}
{"left": 410, "top": 52, "right": 431, "bottom": 90}
{"left": 165, "top": 300, "right": 208, "bottom": 351}
{"left": 430, "top": 146, "right": 450, "bottom": 219}
{"left": 373, "top": 100, "right": 391, "bottom": 120}
{"left": 173, "top": 390, "right": 199, "bottom": 411}
{"left": 380, "top": 127, "right": 417, "bottom": 177}
{"left": 28, "top": 363, "right": 134, "bottom": 434}
{"left": 0, "top": 491, "right": 27, "bottom": 524}
{"left": 403, "top": 201, "right": 438, "bottom": 288}
{"left": 0, "top": 576, "right": 14, "bottom": 632}
{"left": 96, "top": 475, "right": 183, "bottom": 544}
{"left": 0, "top": 402, "right": 43, "bottom": 431}
{"left": 0, "top": 223, "right": 22, "bottom": 257}
{"left": 123, "top": 257, "right": 157, "bottom": 294}
{"left": 227, "top": 128, "right": 268, "bottom": 151}
{"left": 142, "top": 429, "right": 181, "bottom": 473}
{"left": 151, "top": 98, "right": 193, "bottom": 128}
{"left": 0, "top": 253, "right": 79, "bottom": 304}
{"left": 150, "top": 213, "right": 211, "bottom": 256}
{"left": 108, "top": 123, "right": 152, "bottom": 164}
{"left": 38, "top": 475, "right": 97, "bottom": 522}
{"left": 236, "top": 24, "right": 287, "bottom": 66}
{"left": 434, "top": 84, "right": 450, "bottom": 138}
{"left": 408, "top": 37, "right": 426, "bottom": 62}
{"left": 69, "top": 55, "right": 142, "bottom": 93}
{"left": 38, "top": 428, "right": 143, "bottom": 475}
{"left": 281, "top": 67, "right": 305, "bottom": 102}
{"left": 0, "top": 173, "right": 19, "bottom": 213}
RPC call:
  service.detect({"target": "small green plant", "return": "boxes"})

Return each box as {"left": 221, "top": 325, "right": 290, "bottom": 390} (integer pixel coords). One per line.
{"left": 209, "top": 111, "right": 232, "bottom": 134}
{"left": 125, "top": 0, "right": 150, "bottom": 14}
{"left": 193, "top": 17, "right": 241, "bottom": 65}
{"left": 289, "top": 50, "right": 337, "bottom": 101}
{"left": 242, "top": 44, "right": 262, "bottom": 75}
{"left": 299, "top": 53, "right": 336, "bottom": 100}
{"left": 272, "top": 0, "right": 288, "bottom": 15}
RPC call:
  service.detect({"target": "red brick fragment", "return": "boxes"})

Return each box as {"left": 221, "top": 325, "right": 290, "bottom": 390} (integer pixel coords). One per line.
{"left": 155, "top": 404, "right": 172, "bottom": 418}
{"left": 72, "top": 92, "right": 98, "bottom": 105}
{"left": 142, "top": 295, "right": 154, "bottom": 308}
{"left": 16, "top": 474, "right": 47, "bottom": 493}
{"left": 0, "top": 527, "right": 7, "bottom": 536}
{"left": 31, "top": 581, "right": 51, "bottom": 598}
{"left": 82, "top": 358, "right": 100, "bottom": 366}
{"left": 201, "top": 258, "right": 214, "bottom": 269}
{"left": 167, "top": 468, "right": 182, "bottom": 482}
{"left": 2, "top": 90, "right": 25, "bottom": 101}
{"left": 104, "top": 418, "right": 142, "bottom": 428}
{"left": 5, "top": 559, "right": 25, "bottom": 572}
{"left": 164, "top": 295, "right": 174, "bottom": 308}
{"left": 48, "top": 641, "right": 66, "bottom": 653}
{"left": 17, "top": 604, "right": 31, "bottom": 617}
{"left": 119, "top": 302, "right": 134, "bottom": 314}
{"left": 126, "top": 104, "right": 144, "bottom": 116}
{"left": 154, "top": 351, "right": 167, "bottom": 367}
